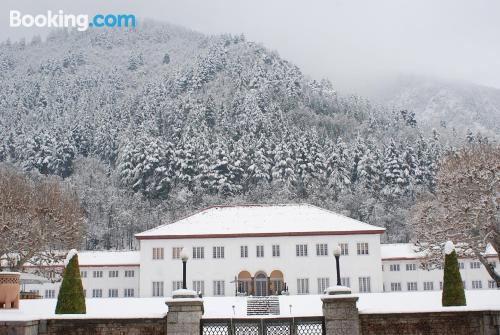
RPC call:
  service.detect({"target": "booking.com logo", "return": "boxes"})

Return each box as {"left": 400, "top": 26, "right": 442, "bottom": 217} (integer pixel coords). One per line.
{"left": 9, "top": 10, "right": 136, "bottom": 31}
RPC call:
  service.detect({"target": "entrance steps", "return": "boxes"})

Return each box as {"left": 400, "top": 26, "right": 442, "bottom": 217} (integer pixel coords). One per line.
{"left": 246, "top": 296, "right": 280, "bottom": 316}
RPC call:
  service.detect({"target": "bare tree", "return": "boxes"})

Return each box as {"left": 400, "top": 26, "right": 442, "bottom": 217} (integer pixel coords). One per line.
{"left": 411, "top": 144, "right": 499, "bottom": 287}
{"left": 0, "top": 165, "right": 84, "bottom": 273}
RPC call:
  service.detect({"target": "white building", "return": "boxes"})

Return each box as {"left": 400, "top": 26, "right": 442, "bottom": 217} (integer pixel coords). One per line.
{"left": 136, "top": 204, "right": 385, "bottom": 297}
{"left": 23, "top": 251, "right": 139, "bottom": 299}
{"left": 381, "top": 243, "right": 498, "bottom": 292}
{"left": 16, "top": 204, "right": 498, "bottom": 298}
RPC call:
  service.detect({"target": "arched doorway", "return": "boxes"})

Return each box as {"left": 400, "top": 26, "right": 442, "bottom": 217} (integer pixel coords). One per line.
{"left": 254, "top": 272, "right": 268, "bottom": 296}
{"left": 270, "top": 270, "right": 284, "bottom": 295}
{"left": 237, "top": 271, "right": 252, "bottom": 295}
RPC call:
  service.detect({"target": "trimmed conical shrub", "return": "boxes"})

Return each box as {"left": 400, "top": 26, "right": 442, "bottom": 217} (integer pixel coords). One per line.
{"left": 55, "top": 250, "right": 86, "bottom": 314}
{"left": 441, "top": 241, "right": 466, "bottom": 306}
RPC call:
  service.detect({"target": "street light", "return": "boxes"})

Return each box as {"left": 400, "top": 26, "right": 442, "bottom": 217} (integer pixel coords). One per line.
{"left": 180, "top": 248, "right": 189, "bottom": 289}
{"left": 334, "top": 245, "right": 341, "bottom": 286}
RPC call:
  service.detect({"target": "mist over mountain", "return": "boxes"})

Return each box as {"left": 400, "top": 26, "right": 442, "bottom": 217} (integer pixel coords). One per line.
{"left": 0, "top": 22, "right": 481, "bottom": 250}
{"left": 372, "top": 76, "right": 500, "bottom": 142}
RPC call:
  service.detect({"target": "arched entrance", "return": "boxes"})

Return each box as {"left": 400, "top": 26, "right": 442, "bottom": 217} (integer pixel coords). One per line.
{"left": 254, "top": 272, "right": 268, "bottom": 296}
{"left": 270, "top": 270, "right": 284, "bottom": 295}
{"left": 237, "top": 271, "right": 252, "bottom": 295}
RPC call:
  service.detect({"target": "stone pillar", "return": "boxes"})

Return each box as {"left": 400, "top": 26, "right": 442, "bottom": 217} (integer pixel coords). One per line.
{"left": 322, "top": 287, "right": 360, "bottom": 335}
{"left": 165, "top": 290, "right": 203, "bottom": 335}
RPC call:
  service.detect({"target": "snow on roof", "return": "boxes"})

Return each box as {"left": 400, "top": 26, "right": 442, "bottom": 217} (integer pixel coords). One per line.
{"left": 22, "top": 251, "right": 140, "bottom": 268}
{"left": 381, "top": 243, "right": 498, "bottom": 260}
{"left": 77, "top": 250, "right": 140, "bottom": 267}
{"left": 381, "top": 243, "right": 425, "bottom": 260}
{"left": 2, "top": 290, "right": 500, "bottom": 321}
{"left": 485, "top": 244, "right": 497, "bottom": 256}
{"left": 136, "top": 204, "right": 385, "bottom": 239}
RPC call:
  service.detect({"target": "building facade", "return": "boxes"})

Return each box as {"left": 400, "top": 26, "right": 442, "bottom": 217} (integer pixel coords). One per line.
{"left": 16, "top": 204, "right": 498, "bottom": 298}
{"left": 381, "top": 243, "right": 498, "bottom": 292}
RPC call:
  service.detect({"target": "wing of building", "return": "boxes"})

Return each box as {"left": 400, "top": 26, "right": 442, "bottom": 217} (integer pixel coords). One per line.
{"left": 14, "top": 204, "right": 498, "bottom": 299}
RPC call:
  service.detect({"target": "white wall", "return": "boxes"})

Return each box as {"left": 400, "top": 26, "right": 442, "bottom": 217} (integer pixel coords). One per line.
{"left": 139, "top": 233, "right": 383, "bottom": 297}
{"left": 382, "top": 257, "right": 498, "bottom": 292}
{"left": 24, "top": 265, "right": 140, "bottom": 299}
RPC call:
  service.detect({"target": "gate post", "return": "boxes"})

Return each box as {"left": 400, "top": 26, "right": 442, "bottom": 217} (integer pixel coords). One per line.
{"left": 321, "top": 287, "right": 360, "bottom": 335}
{"left": 165, "top": 290, "right": 204, "bottom": 335}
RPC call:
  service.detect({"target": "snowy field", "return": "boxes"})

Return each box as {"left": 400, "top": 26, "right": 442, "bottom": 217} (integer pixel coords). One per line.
{"left": 1, "top": 290, "right": 499, "bottom": 321}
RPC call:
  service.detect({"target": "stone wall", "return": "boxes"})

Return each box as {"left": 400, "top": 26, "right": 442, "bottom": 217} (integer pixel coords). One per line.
{"left": 0, "top": 320, "right": 38, "bottom": 335}
{"left": 0, "top": 318, "right": 166, "bottom": 335}
{"left": 359, "top": 311, "right": 500, "bottom": 335}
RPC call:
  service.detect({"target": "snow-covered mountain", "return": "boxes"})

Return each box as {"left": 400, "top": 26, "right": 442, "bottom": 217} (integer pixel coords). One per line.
{"left": 0, "top": 22, "right": 481, "bottom": 248}
{"left": 373, "top": 76, "right": 500, "bottom": 141}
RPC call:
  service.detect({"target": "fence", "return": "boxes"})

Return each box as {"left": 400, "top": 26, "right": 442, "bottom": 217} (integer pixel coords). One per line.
{"left": 201, "top": 317, "right": 325, "bottom": 335}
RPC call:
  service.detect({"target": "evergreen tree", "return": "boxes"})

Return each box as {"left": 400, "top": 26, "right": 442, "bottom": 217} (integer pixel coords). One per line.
{"left": 442, "top": 241, "right": 466, "bottom": 307}
{"left": 55, "top": 250, "right": 86, "bottom": 314}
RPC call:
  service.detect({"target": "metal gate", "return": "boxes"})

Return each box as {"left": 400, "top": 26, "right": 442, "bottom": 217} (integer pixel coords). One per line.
{"left": 201, "top": 317, "right": 325, "bottom": 335}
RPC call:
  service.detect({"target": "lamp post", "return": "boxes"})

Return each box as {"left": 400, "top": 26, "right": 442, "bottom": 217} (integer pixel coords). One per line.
{"left": 334, "top": 245, "right": 341, "bottom": 286}
{"left": 180, "top": 248, "right": 189, "bottom": 289}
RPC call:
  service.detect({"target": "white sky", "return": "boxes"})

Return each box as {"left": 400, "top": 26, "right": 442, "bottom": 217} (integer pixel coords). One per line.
{"left": 1, "top": 0, "right": 499, "bottom": 95}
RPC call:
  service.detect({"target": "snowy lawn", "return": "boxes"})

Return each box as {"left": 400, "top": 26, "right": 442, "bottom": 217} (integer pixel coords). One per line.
{"left": 1, "top": 290, "right": 499, "bottom": 321}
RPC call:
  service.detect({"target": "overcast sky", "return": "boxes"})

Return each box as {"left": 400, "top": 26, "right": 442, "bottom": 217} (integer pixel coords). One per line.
{"left": 1, "top": 0, "right": 499, "bottom": 95}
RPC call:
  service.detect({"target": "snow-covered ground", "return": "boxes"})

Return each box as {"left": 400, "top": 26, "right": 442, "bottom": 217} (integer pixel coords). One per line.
{"left": 1, "top": 290, "right": 499, "bottom": 321}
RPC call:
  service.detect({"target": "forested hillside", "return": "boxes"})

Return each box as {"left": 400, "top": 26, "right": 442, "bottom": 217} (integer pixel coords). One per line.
{"left": 0, "top": 22, "right": 476, "bottom": 250}
{"left": 373, "top": 75, "right": 500, "bottom": 142}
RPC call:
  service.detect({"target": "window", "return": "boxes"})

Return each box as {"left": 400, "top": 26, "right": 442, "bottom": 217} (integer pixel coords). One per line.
{"left": 423, "top": 281, "right": 434, "bottom": 291}
{"left": 296, "top": 244, "right": 308, "bottom": 257}
{"left": 125, "top": 270, "right": 135, "bottom": 278}
{"left": 471, "top": 280, "right": 482, "bottom": 289}
{"left": 389, "top": 264, "right": 400, "bottom": 271}
{"left": 240, "top": 246, "right": 248, "bottom": 258}
{"left": 108, "top": 289, "right": 118, "bottom": 298}
{"left": 83, "top": 290, "right": 86, "bottom": 297}
{"left": 172, "top": 247, "right": 182, "bottom": 259}
{"left": 92, "top": 289, "right": 102, "bottom": 298}
{"left": 297, "top": 278, "right": 309, "bottom": 294}
{"left": 172, "top": 281, "right": 183, "bottom": 291}
{"left": 44, "top": 289, "right": 55, "bottom": 299}
{"left": 316, "top": 244, "right": 328, "bottom": 256}
{"left": 153, "top": 247, "right": 164, "bottom": 260}
{"left": 124, "top": 288, "right": 135, "bottom": 297}
{"left": 341, "top": 277, "right": 350, "bottom": 287}
{"left": 488, "top": 281, "right": 496, "bottom": 289}
{"left": 193, "top": 247, "right": 205, "bottom": 259}
{"left": 193, "top": 281, "right": 205, "bottom": 295}
{"left": 489, "top": 261, "right": 496, "bottom": 269}
{"left": 256, "top": 245, "right": 264, "bottom": 258}
{"left": 93, "top": 271, "right": 103, "bottom": 278}
{"left": 407, "top": 282, "right": 418, "bottom": 291}
{"left": 406, "top": 263, "right": 417, "bottom": 271}
{"left": 213, "top": 246, "right": 225, "bottom": 259}
{"left": 439, "top": 282, "right": 443, "bottom": 290}
{"left": 109, "top": 270, "right": 119, "bottom": 278}
{"left": 340, "top": 243, "right": 349, "bottom": 256}
{"left": 463, "top": 281, "right": 467, "bottom": 289}
{"left": 30, "top": 289, "right": 39, "bottom": 295}
{"left": 357, "top": 242, "right": 369, "bottom": 255}
{"left": 459, "top": 262, "right": 465, "bottom": 269}
{"left": 152, "top": 281, "right": 164, "bottom": 297}
{"left": 390, "top": 282, "right": 401, "bottom": 292}
{"left": 317, "top": 278, "right": 330, "bottom": 294}
{"left": 359, "top": 277, "right": 371, "bottom": 293}
{"left": 213, "top": 281, "right": 225, "bottom": 296}
{"left": 272, "top": 245, "right": 280, "bottom": 257}
{"left": 80, "top": 271, "right": 87, "bottom": 278}
{"left": 470, "top": 261, "right": 481, "bottom": 269}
